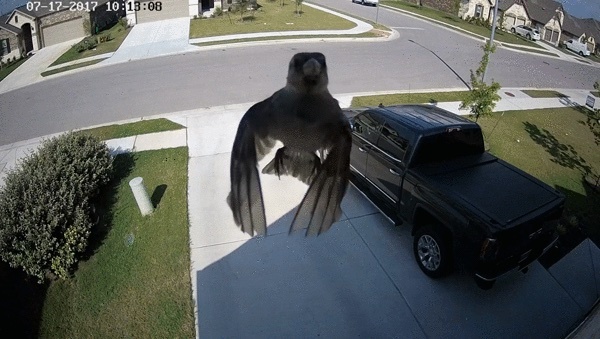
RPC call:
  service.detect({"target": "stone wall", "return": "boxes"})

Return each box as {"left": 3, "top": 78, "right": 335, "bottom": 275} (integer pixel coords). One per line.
{"left": 0, "top": 29, "right": 21, "bottom": 60}
{"left": 39, "top": 9, "right": 89, "bottom": 29}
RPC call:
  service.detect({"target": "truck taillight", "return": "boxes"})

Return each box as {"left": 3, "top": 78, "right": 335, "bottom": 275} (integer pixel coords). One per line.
{"left": 480, "top": 238, "right": 499, "bottom": 261}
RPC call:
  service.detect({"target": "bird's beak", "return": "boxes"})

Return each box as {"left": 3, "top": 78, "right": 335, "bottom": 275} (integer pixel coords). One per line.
{"left": 303, "top": 58, "right": 321, "bottom": 77}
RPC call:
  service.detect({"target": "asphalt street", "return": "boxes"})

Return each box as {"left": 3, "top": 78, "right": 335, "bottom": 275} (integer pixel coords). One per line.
{"left": 0, "top": 0, "right": 599, "bottom": 145}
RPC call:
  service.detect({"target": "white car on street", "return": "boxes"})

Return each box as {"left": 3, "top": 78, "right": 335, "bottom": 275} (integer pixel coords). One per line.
{"left": 565, "top": 39, "right": 591, "bottom": 57}
{"left": 511, "top": 25, "right": 541, "bottom": 40}
{"left": 352, "top": 0, "right": 378, "bottom": 6}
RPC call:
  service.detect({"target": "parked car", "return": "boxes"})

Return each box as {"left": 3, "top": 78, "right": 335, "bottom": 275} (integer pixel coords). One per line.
{"left": 344, "top": 105, "right": 565, "bottom": 289}
{"left": 352, "top": 0, "right": 378, "bottom": 6}
{"left": 565, "top": 39, "right": 591, "bottom": 57}
{"left": 510, "top": 25, "right": 541, "bottom": 40}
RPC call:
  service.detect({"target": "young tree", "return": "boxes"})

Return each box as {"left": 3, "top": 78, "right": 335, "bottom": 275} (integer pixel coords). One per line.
{"left": 459, "top": 41, "right": 501, "bottom": 122}
{"left": 236, "top": 0, "right": 250, "bottom": 21}
{"left": 295, "top": 0, "right": 303, "bottom": 15}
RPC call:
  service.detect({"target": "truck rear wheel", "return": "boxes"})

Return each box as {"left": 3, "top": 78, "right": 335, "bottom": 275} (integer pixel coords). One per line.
{"left": 413, "top": 224, "right": 453, "bottom": 278}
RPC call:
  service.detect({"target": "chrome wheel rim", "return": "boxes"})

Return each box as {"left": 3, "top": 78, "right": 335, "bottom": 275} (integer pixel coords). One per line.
{"left": 417, "top": 235, "right": 441, "bottom": 271}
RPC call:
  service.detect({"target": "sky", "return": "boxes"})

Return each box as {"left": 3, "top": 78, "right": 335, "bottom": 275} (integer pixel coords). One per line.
{"left": 559, "top": 0, "right": 600, "bottom": 20}
{"left": 1, "top": 0, "right": 599, "bottom": 20}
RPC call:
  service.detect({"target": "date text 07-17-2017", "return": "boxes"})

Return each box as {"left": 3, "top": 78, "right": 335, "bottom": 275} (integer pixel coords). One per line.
{"left": 26, "top": 1, "right": 163, "bottom": 12}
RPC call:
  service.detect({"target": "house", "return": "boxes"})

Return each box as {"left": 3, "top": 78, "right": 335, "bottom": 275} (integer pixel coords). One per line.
{"left": 459, "top": 0, "right": 494, "bottom": 21}
{"left": 496, "top": 0, "right": 531, "bottom": 29}
{"left": 490, "top": 0, "right": 563, "bottom": 45}
{"left": 524, "top": 0, "right": 563, "bottom": 45}
{"left": 0, "top": 13, "right": 22, "bottom": 61}
{"left": 561, "top": 13, "right": 600, "bottom": 54}
{"left": 1, "top": 0, "right": 122, "bottom": 56}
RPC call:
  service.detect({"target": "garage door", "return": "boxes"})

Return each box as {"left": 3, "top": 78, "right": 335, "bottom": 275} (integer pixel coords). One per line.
{"left": 42, "top": 17, "right": 85, "bottom": 47}
{"left": 136, "top": 0, "right": 188, "bottom": 23}
{"left": 504, "top": 15, "right": 516, "bottom": 30}
{"left": 516, "top": 17, "right": 526, "bottom": 26}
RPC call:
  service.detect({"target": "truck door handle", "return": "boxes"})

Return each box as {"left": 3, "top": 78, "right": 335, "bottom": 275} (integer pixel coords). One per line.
{"left": 358, "top": 147, "right": 368, "bottom": 153}
{"left": 389, "top": 168, "right": 401, "bottom": 176}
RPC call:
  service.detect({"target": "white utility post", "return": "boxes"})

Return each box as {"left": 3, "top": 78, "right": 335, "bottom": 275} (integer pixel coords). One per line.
{"left": 129, "top": 177, "right": 154, "bottom": 216}
{"left": 482, "top": 1, "right": 500, "bottom": 83}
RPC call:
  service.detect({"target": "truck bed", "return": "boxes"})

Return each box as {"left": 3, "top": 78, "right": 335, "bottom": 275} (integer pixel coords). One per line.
{"left": 414, "top": 153, "right": 562, "bottom": 229}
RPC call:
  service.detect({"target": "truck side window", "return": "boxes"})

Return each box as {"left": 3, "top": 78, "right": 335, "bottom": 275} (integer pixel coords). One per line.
{"left": 353, "top": 112, "right": 382, "bottom": 144}
{"left": 377, "top": 122, "right": 409, "bottom": 161}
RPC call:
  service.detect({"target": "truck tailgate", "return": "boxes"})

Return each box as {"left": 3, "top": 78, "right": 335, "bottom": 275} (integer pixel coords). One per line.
{"left": 426, "top": 159, "right": 560, "bottom": 227}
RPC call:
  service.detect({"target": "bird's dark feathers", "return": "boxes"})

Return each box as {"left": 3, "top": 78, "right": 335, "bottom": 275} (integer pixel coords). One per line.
{"left": 227, "top": 52, "right": 350, "bottom": 237}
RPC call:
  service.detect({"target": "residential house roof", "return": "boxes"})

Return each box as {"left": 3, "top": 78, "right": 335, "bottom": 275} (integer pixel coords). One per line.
{"left": 524, "top": 0, "right": 563, "bottom": 24}
{"left": 497, "top": 0, "right": 519, "bottom": 12}
{"left": 563, "top": 12, "right": 586, "bottom": 36}
{"left": 0, "top": 13, "right": 20, "bottom": 34}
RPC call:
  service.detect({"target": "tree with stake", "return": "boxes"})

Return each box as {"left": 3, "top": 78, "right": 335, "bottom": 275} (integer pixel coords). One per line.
{"left": 295, "top": 0, "right": 303, "bottom": 15}
{"left": 460, "top": 41, "right": 501, "bottom": 122}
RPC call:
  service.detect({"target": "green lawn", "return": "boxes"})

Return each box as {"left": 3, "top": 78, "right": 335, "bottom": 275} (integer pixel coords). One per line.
{"left": 476, "top": 107, "right": 600, "bottom": 244}
{"left": 521, "top": 90, "right": 566, "bottom": 98}
{"left": 39, "top": 147, "right": 194, "bottom": 338}
{"left": 351, "top": 91, "right": 470, "bottom": 107}
{"left": 41, "top": 59, "right": 106, "bottom": 77}
{"left": 0, "top": 58, "right": 28, "bottom": 82}
{"left": 190, "top": 0, "right": 355, "bottom": 38}
{"left": 76, "top": 119, "right": 185, "bottom": 140}
{"left": 381, "top": 0, "right": 543, "bottom": 49}
{"left": 50, "top": 23, "right": 131, "bottom": 67}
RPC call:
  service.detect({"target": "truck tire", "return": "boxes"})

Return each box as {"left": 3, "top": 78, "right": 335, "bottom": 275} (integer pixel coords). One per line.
{"left": 413, "top": 224, "right": 453, "bottom": 278}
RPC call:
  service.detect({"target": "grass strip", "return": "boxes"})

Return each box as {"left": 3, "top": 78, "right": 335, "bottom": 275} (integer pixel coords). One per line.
{"left": 77, "top": 119, "right": 185, "bottom": 141}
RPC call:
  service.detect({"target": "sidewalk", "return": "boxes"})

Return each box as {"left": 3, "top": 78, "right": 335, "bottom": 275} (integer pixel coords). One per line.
{"left": 0, "top": 88, "right": 598, "bottom": 338}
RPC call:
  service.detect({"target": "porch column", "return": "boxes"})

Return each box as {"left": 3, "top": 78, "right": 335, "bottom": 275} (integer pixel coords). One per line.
{"left": 189, "top": 0, "right": 199, "bottom": 16}
{"left": 126, "top": 0, "right": 137, "bottom": 26}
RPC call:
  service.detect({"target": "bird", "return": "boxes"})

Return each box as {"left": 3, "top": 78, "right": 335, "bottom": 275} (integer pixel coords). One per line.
{"left": 227, "top": 52, "right": 351, "bottom": 237}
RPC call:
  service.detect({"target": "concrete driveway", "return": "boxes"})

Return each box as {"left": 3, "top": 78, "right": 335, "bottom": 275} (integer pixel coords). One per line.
{"left": 0, "top": 38, "right": 79, "bottom": 94}
{"left": 101, "top": 17, "right": 199, "bottom": 65}
{"left": 185, "top": 107, "right": 600, "bottom": 338}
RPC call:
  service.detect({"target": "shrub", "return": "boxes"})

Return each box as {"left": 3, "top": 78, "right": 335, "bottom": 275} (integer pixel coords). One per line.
{"left": 0, "top": 133, "right": 113, "bottom": 282}
{"left": 75, "top": 43, "right": 86, "bottom": 53}
{"left": 119, "top": 17, "right": 128, "bottom": 28}
{"left": 214, "top": 6, "right": 223, "bottom": 16}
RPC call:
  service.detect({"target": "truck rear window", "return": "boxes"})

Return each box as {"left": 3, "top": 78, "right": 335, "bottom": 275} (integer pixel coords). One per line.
{"left": 411, "top": 127, "right": 484, "bottom": 165}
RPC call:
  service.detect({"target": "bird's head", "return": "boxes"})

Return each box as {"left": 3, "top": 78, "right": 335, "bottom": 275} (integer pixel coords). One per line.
{"left": 286, "top": 52, "right": 329, "bottom": 94}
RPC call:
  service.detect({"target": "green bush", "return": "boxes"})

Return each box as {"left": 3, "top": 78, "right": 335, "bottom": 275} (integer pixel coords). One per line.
{"left": 0, "top": 133, "right": 113, "bottom": 282}
{"left": 119, "top": 17, "right": 128, "bottom": 28}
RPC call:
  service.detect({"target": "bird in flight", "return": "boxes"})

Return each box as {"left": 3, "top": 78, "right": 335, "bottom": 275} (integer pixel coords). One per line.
{"left": 227, "top": 52, "right": 351, "bottom": 237}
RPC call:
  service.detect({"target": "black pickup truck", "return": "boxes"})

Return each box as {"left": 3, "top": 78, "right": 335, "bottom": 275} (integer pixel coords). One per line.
{"left": 345, "top": 104, "right": 565, "bottom": 289}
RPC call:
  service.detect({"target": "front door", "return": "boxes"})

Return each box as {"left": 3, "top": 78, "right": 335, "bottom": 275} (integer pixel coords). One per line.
{"left": 22, "top": 23, "right": 33, "bottom": 53}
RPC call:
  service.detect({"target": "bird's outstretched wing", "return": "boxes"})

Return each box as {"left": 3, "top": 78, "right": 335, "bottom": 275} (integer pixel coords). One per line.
{"left": 227, "top": 102, "right": 273, "bottom": 237}
{"left": 289, "top": 121, "right": 352, "bottom": 236}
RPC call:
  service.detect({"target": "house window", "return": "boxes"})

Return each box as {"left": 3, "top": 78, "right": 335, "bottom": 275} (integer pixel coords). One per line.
{"left": 1, "top": 39, "right": 11, "bottom": 56}
{"left": 15, "top": 15, "right": 18, "bottom": 23}
{"left": 475, "top": 4, "right": 483, "bottom": 18}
